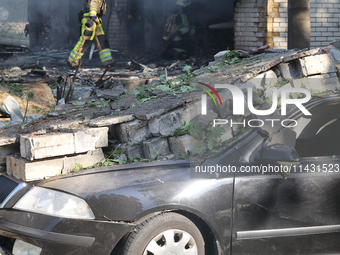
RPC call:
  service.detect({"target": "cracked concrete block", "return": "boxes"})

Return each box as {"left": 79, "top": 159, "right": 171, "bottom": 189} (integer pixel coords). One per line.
{"left": 89, "top": 115, "right": 134, "bottom": 127}
{"left": 117, "top": 120, "right": 151, "bottom": 144}
{"left": 303, "top": 54, "right": 336, "bottom": 76}
{"left": 149, "top": 109, "right": 185, "bottom": 136}
{"left": 20, "top": 133, "right": 74, "bottom": 161}
{"left": 143, "top": 137, "right": 170, "bottom": 159}
{"left": 278, "top": 61, "right": 304, "bottom": 80}
{"left": 0, "top": 143, "right": 20, "bottom": 164}
{"left": 20, "top": 128, "right": 108, "bottom": 161}
{"left": 120, "top": 143, "right": 145, "bottom": 159}
{"left": 168, "top": 135, "right": 197, "bottom": 156}
{"left": 7, "top": 149, "right": 104, "bottom": 181}
{"left": 74, "top": 127, "right": 108, "bottom": 153}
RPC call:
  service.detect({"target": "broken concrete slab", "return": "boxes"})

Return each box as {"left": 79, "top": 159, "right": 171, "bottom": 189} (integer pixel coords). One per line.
{"left": 134, "top": 97, "right": 184, "bottom": 120}
{"left": 143, "top": 137, "right": 170, "bottom": 159}
{"left": 277, "top": 61, "right": 304, "bottom": 80}
{"left": 20, "top": 127, "right": 108, "bottom": 160}
{"left": 0, "top": 143, "right": 20, "bottom": 164}
{"left": 120, "top": 143, "right": 145, "bottom": 159}
{"left": 74, "top": 127, "right": 108, "bottom": 153}
{"left": 89, "top": 114, "right": 134, "bottom": 127}
{"left": 168, "top": 135, "right": 196, "bottom": 156}
{"left": 110, "top": 95, "right": 137, "bottom": 111}
{"left": 148, "top": 109, "right": 185, "bottom": 136}
{"left": 117, "top": 119, "right": 151, "bottom": 144}
{"left": 20, "top": 133, "right": 74, "bottom": 161}
{"left": 96, "top": 90, "right": 125, "bottom": 100}
{"left": 302, "top": 54, "right": 336, "bottom": 76}
{"left": 7, "top": 149, "right": 104, "bottom": 181}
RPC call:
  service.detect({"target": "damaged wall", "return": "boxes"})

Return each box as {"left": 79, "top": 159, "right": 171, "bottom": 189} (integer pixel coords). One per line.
{"left": 28, "top": 0, "right": 70, "bottom": 49}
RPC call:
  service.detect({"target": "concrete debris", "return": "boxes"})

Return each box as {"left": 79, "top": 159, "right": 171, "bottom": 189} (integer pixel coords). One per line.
{"left": 143, "top": 137, "right": 170, "bottom": 159}
{"left": 1, "top": 44, "right": 340, "bottom": 181}
{"left": 117, "top": 119, "right": 151, "bottom": 145}
{"left": 7, "top": 149, "right": 105, "bottom": 181}
{"left": 168, "top": 135, "right": 196, "bottom": 156}
{"left": 20, "top": 127, "right": 108, "bottom": 161}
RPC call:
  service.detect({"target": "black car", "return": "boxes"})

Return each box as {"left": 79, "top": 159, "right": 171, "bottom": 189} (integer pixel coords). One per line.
{"left": 1, "top": 95, "right": 340, "bottom": 255}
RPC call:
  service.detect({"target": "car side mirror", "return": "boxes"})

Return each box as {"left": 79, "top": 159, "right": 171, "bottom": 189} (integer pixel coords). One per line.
{"left": 255, "top": 144, "right": 300, "bottom": 165}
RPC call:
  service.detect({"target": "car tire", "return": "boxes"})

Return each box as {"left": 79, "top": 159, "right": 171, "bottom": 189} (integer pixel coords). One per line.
{"left": 122, "top": 212, "right": 205, "bottom": 255}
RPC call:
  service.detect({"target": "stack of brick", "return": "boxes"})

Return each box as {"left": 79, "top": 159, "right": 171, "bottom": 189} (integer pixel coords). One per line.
{"left": 234, "top": 0, "right": 268, "bottom": 51}
{"left": 268, "top": 0, "right": 288, "bottom": 49}
{"left": 6, "top": 128, "right": 108, "bottom": 181}
{"left": 310, "top": 0, "right": 340, "bottom": 49}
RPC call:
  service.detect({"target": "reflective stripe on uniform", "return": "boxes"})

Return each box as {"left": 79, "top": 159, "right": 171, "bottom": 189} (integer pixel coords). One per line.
{"left": 179, "top": 26, "right": 189, "bottom": 34}
{"left": 101, "top": 55, "right": 113, "bottom": 63}
{"left": 90, "top": 23, "right": 97, "bottom": 40}
{"left": 99, "top": 24, "right": 105, "bottom": 34}
{"left": 99, "top": 49, "right": 113, "bottom": 63}
{"left": 69, "top": 50, "right": 77, "bottom": 61}
{"left": 174, "top": 48, "right": 186, "bottom": 53}
{"left": 174, "top": 36, "right": 182, "bottom": 41}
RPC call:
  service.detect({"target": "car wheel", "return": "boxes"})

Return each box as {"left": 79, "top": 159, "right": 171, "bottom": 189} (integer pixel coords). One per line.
{"left": 122, "top": 212, "right": 205, "bottom": 255}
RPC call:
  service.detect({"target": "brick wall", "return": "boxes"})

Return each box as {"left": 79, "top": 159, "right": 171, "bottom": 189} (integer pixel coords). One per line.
{"left": 234, "top": 0, "right": 340, "bottom": 50}
{"left": 268, "top": 0, "right": 288, "bottom": 49}
{"left": 107, "top": 0, "right": 130, "bottom": 52}
{"left": 234, "top": 0, "right": 268, "bottom": 51}
{"left": 310, "top": 0, "right": 340, "bottom": 48}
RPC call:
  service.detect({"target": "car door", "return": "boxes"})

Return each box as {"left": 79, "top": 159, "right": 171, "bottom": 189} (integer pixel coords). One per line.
{"left": 231, "top": 96, "right": 340, "bottom": 255}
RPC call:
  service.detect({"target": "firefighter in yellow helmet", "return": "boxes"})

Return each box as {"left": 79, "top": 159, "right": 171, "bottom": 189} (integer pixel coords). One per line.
{"left": 162, "top": 0, "right": 195, "bottom": 59}
{"left": 68, "top": 0, "right": 113, "bottom": 67}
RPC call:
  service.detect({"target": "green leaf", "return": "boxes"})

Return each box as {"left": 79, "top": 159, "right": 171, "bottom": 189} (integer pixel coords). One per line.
{"left": 208, "top": 66, "right": 219, "bottom": 72}
{"left": 210, "top": 126, "right": 225, "bottom": 139}
{"left": 154, "top": 85, "right": 171, "bottom": 91}
{"left": 183, "top": 65, "right": 192, "bottom": 73}
{"left": 112, "top": 159, "right": 126, "bottom": 164}
{"left": 72, "top": 101, "right": 86, "bottom": 106}
{"left": 194, "top": 123, "right": 205, "bottom": 138}
{"left": 208, "top": 140, "right": 215, "bottom": 150}
{"left": 192, "top": 141, "right": 207, "bottom": 155}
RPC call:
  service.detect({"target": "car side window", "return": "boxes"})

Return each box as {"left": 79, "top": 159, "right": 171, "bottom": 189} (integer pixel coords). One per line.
{"left": 293, "top": 102, "right": 340, "bottom": 157}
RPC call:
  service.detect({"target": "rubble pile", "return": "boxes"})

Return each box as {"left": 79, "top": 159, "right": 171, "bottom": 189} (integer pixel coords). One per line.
{"left": 1, "top": 44, "right": 340, "bottom": 181}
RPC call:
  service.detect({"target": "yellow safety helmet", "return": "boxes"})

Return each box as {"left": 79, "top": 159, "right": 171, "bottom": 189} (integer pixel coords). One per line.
{"left": 176, "top": 0, "right": 191, "bottom": 7}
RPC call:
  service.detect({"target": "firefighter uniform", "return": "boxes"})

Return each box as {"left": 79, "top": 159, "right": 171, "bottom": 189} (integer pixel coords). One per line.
{"left": 162, "top": 0, "right": 195, "bottom": 59}
{"left": 68, "top": 0, "right": 113, "bottom": 67}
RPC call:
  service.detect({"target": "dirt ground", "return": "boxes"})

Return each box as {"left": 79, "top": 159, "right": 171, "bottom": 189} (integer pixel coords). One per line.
{"left": 0, "top": 81, "right": 55, "bottom": 116}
